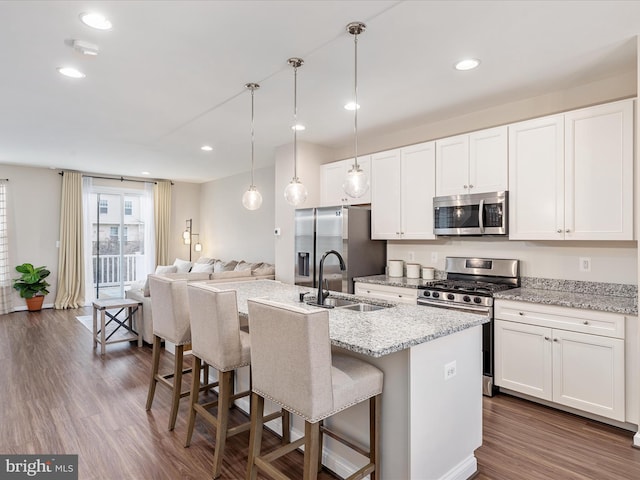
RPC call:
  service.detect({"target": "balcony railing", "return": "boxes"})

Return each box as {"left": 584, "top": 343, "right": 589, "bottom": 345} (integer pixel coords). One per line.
{"left": 92, "top": 254, "right": 142, "bottom": 287}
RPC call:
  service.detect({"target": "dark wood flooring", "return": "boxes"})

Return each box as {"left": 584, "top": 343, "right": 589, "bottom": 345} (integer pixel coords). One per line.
{"left": 1, "top": 307, "right": 639, "bottom": 479}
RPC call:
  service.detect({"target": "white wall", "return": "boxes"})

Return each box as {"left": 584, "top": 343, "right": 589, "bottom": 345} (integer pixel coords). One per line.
{"left": 170, "top": 181, "right": 201, "bottom": 263}
{"left": 0, "top": 165, "right": 61, "bottom": 309}
{"left": 199, "top": 166, "right": 276, "bottom": 264}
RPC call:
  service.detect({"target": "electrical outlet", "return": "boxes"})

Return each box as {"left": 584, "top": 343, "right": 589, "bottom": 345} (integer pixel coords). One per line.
{"left": 431, "top": 252, "right": 438, "bottom": 263}
{"left": 444, "top": 361, "right": 457, "bottom": 380}
{"left": 579, "top": 257, "right": 591, "bottom": 272}
{"left": 408, "top": 251, "right": 415, "bottom": 261}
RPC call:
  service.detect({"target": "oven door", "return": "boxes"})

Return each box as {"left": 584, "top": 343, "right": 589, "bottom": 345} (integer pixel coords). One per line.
{"left": 433, "top": 191, "right": 507, "bottom": 236}
{"left": 417, "top": 298, "right": 495, "bottom": 396}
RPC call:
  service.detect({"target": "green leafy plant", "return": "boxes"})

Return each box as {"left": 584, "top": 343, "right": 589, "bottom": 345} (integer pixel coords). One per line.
{"left": 12, "top": 263, "right": 51, "bottom": 299}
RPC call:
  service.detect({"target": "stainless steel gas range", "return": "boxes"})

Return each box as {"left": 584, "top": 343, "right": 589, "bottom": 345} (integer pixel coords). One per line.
{"left": 417, "top": 257, "right": 520, "bottom": 396}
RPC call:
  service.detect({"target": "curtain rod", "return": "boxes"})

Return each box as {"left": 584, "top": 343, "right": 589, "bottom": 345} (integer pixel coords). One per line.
{"left": 58, "top": 171, "right": 174, "bottom": 185}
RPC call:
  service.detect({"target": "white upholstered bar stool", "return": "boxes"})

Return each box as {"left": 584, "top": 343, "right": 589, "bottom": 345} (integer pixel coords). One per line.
{"left": 185, "top": 284, "right": 290, "bottom": 479}
{"left": 246, "top": 298, "right": 383, "bottom": 480}
{"left": 146, "top": 274, "right": 195, "bottom": 431}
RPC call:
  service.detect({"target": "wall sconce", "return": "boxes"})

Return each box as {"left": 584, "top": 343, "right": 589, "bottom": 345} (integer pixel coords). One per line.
{"left": 182, "top": 218, "right": 202, "bottom": 260}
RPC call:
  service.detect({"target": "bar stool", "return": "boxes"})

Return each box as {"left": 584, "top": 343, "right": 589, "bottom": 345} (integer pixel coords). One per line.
{"left": 246, "top": 298, "right": 383, "bottom": 480}
{"left": 146, "top": 274, "right": 195, "bottom": 431}
{"left": 185, "top": 284, "right": 290, "bottom": 479}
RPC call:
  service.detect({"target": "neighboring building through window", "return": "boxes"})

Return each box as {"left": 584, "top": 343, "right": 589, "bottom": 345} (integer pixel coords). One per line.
{"left": 99, "top": 199, "right": 108, "bottom": 214}
{"left": 110, "top": 226, "right": 118, "bottom": 238}
{"left": 124, "top": 200, "right": 132, "bottom": 215}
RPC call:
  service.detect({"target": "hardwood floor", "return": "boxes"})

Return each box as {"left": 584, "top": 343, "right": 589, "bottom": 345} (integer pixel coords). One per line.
{"left": 1, "top": 307, "right": 639, "bottom": 479}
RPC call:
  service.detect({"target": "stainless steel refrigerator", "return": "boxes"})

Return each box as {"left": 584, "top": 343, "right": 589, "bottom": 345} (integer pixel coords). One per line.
{"left": 294, "top": 205, "right": 386, "bottom": 294}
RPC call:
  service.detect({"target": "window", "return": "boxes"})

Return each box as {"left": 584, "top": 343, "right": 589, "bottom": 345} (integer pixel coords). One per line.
{"left": 110, "top": 226, "right": 118, "bottom": 237}
{"left": 99, "top": 199, "right": 108, "bottom": 214}
{"left": 124, "top": 200, "right": 132, "bottom": 215}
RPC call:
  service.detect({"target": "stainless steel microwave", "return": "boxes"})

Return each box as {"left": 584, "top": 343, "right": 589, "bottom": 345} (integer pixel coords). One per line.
{"left": 433, "top": 191, "right": 508, "bottom": 236}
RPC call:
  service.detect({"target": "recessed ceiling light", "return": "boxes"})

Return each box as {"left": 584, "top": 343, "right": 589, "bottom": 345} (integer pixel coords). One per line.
{"left": 57, "top": 67, "right": 86, "bottom": 78}
{"left": 455, "top": 58, "right": 480, "bottom": 71}
{"left": 79, "top": 12, "right": 112, "bottom": 30}
{"left": 201, "top": 145, "right": 213, "bottom": 151}
{"left": 141, "top": 171, "right": 150, "bottom": 175}
{"left": 291, "top": 124, "right": 306, "bottom": 131}
{"left": 344, "top": 102, "right": 360, "bottom": 111}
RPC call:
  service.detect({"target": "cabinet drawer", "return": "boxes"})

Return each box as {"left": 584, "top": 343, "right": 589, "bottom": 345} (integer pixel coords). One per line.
{"left": 495, "top": 300, "right": 625, "bottom": 339}
{"left": 355, "top": 282, "right": 417, "bottom": 305}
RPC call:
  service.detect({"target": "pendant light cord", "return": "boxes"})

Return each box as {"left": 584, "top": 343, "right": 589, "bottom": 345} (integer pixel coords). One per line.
{"left": 293, "top": 63, "right": 299, "bottom": 180}
{"left": 250, "top": 87, "right": 255, "bottom": 187}
{"left": 353, "top": 31, "right": 359, "bottom": 170}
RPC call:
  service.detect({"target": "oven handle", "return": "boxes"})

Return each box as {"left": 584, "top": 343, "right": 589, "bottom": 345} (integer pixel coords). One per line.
{"left": 478, "top": 198, "right": 485, "bottom": 233}
{"left": 417, "top": 298, "right": 490, "bottom": 315}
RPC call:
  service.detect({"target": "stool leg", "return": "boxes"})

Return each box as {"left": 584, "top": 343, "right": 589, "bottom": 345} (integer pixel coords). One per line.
{"left": 185, "top": 356, "right": 202, "bottom": 448}
{"left": 370, "top": 394, "right": 380, "bottom": 480}
{"left": 168, "top": 344, "right": 185, "bottom": 431}
{"left": 282, "top": 409, "right": 290, "bottom": 445}
{"left": 92, "top": 307, "right": 97, "bottom": 349}
{"left": 317, "top": 420, "right": 323, "bottom": 473}
{"left": 303, "top": 421, "right": 320, "bottom": 480}
{"left": 146, "top": 335, "right": 162, "bottom": 411}
{"left": 246, "top": 392, "right": 264, "bottom": 480}
{"left": 100, "top": 310, "right": 106, "bottom": 356}
{"left": 212, "top": 370, "right": 232, "bottom": 479}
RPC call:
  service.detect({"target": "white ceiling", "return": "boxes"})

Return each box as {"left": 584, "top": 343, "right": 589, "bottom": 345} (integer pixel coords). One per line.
{"left": 1, "top": 0, "right": 639, "bottom": 183}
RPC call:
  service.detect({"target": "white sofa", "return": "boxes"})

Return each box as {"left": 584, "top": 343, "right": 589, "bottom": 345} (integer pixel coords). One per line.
{"left": 125, "top": 257, "right": 275, "bottom": 343}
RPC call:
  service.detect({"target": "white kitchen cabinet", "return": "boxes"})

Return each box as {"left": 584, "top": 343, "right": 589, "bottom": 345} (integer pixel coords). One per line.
{"left": 320, "top": 156, "right": 371, "bottom": 206}
{"left": 354, "top": 282, "right": 417, "bottom": 305}
{"left": 495, "top": 300, "right": 626, "bottom": 422}
{"left": 508, "top": 99, "right": 634, "bottom": 240}
{"left": 435, "top": 126, "right": 507, "bottom": 196}
{"left": 371, "top": 142, "right": 435, "bottom": 240}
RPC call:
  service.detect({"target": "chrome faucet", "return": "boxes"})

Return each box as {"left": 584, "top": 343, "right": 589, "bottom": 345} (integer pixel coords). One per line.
{"left": 317, "top": 249, "right": 346, "bottom": 306}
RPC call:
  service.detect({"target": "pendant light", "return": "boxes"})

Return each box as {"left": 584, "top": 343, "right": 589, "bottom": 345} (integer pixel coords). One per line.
{"left": 343, "top": 21, "right": 369, "bottom": 199}
{"left": 283, "top": 57, "right": 308, "bottom": 207}
{"left": 242, "top": 83, "right": 263, "bottom": 210}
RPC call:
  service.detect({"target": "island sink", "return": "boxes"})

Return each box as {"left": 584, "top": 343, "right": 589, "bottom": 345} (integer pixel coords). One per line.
{"left": 340, "top": 303, "right": 386, "bottom": 312}
{"left": 306, "top": 296, "right": 390, "bottom": 312}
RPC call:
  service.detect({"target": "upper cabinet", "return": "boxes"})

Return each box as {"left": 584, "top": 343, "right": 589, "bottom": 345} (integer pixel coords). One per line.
{"left": 371, "top": 142, "right": 435, "bottom": 240}
{"left": 435, "top": 126, "right": 508, "bottom": 196}
{"left": 320, "top": 156, "right": 371, "bottom": 206}
{"left": 509, "top": 99, "right": 634, "bottom": 240}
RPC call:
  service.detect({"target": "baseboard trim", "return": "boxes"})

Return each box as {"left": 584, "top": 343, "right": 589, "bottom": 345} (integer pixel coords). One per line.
{"left": 439, "top": 455, "right": 477, "bottom": 480}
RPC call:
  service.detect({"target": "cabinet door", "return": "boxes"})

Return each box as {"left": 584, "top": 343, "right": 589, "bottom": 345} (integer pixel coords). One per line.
{"left": 495, "top": 320, "right": 553, "bottom": 400}
{"left": 564, "top": 99, "right": 633, "bottom": 240}
{"left": 354, "top": 283, "right": 417, "bottom": 304}
{"left": 508, "top": 115, "right": 564, "bottom": 240}
{"left": 401, "top": 142, "right": 435, "bottom": 240}
{"left": 435, "top": 134, "right": 469, "bottom": 196}
{"left": 552, "top": 329, "right": 625, "bottom": 421}
{"left": 320, "top": 161, "right": 349, "bottom": 206}
{"left": 469, "top": 126, "right": 508, "bottom": 194}
{"left": 371, "top": 150, "right": 402, "bottom": 239}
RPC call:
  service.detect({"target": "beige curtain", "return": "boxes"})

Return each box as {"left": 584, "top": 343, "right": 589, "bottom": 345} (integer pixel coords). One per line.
{"left": 0, "top": 180, "right": 12, "bottom": 314}
{"left": 54, "top": 171, "right": 84, "bottom": 309}
{"left": 154, "top": 180, "right": 171, "bottom": 266}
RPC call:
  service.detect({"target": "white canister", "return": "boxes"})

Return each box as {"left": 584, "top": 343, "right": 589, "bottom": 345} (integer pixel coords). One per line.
{"left": 406, "top": 263, "right": 421, "bottom": 279}
{"left": 422, "top": 267, "right": 435, "bottom": 280}
{"left": 388, "top": 260, "right": 404, "bottom": 277}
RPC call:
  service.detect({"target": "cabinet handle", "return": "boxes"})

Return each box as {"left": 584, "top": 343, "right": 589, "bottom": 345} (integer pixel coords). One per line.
{"left": 469, "top": 184, "right": 474, "bottom": 188}
{"left": 544, "top": 336, "right": 550, "bottom": 341}
{"left": 398, "top": 294, "right": 403, "bottom": 297}
{"left": 366, "top": 290, "right": 371, "bottom": 294}
{"left": 583, "top": 321, "right": 589, "bottom": 325}
{"left": 557, "top": 229, "right": 562, "bottom": 233}
{"left": 463, "top": 185, "right": 468, "bottom": 189}
{"left": 518, "top": 312, "right": 524, "bottom": 316}
{"left": 565, "top": 229, "right": 570, "bottom": 233}
{"left": 553, "top": 338, "right": 559, "bottom": 342}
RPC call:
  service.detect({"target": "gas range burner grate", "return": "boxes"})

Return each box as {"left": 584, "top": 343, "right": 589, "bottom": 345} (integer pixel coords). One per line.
{"left": 429, "top": 280, "right": 514, "bottom": 295}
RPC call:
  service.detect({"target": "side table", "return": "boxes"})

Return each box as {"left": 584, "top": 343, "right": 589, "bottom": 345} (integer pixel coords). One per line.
{"left": 92, "top": 298, "right": 143, "bottom": 355}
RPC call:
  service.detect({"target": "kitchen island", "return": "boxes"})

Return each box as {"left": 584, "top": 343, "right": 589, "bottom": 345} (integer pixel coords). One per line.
{"left": 206, "top": 279, "right": 488, "bottom": 480}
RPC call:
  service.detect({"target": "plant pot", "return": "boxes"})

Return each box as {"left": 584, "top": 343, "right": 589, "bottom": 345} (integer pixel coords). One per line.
{"left": 25, "top": 295, "right": 45, "bottom": 312}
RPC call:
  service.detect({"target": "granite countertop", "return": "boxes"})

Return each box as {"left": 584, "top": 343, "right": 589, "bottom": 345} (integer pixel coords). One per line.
{"left": 208, "top": 279, "right": 488, "bottom": 358}
{"left": 494, "top": 287, "right": 638, "bottom": 316}
{"left": 354, "top": 274, "right": 438, "bottom": 289}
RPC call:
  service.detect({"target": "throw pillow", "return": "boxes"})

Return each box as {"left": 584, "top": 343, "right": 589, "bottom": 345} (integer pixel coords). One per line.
{"left": 214, "top": 260, "right": 238, "bottom": 273}
{"left": 191, "top": 263, "right": 215, "bottom": 274}
{"left": 143, "top": 265, "right": 178, "bottom": 296}
{"left": 173, "top": 258, "right": 193, "bottom": 273}
{"left": 195, "top": 257, "right": 216, "bottom": 265}
{"left": 233, "top": 261, "right": 253, "bottom": 271}
{"left": 252, "top": 263, "right": 275, "bottom": 276}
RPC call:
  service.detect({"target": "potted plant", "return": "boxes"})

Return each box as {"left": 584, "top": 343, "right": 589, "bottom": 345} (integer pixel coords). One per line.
{"left": 12, "top": 263, "right": 51, "bottom": 311}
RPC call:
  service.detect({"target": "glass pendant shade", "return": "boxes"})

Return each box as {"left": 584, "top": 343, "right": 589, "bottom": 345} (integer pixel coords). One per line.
{"left": 194, "top": 242, "right": 202, "bottom": 252}
{"left": 242, "top": 185, "right": 263, "bottom": 210}
{"left": 344, "top": 164, "right": 369, "bottom": 198}
{"left": 284, "top": 178, "right": 307, "bottom": 206}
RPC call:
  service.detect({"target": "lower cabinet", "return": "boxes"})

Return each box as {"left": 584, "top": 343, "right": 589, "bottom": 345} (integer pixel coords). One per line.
{"left": 354, "top": 282, "right": 417, "bottom": 305}
{"left": 495, "top": 300, "right": 625, "bottom": 422}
